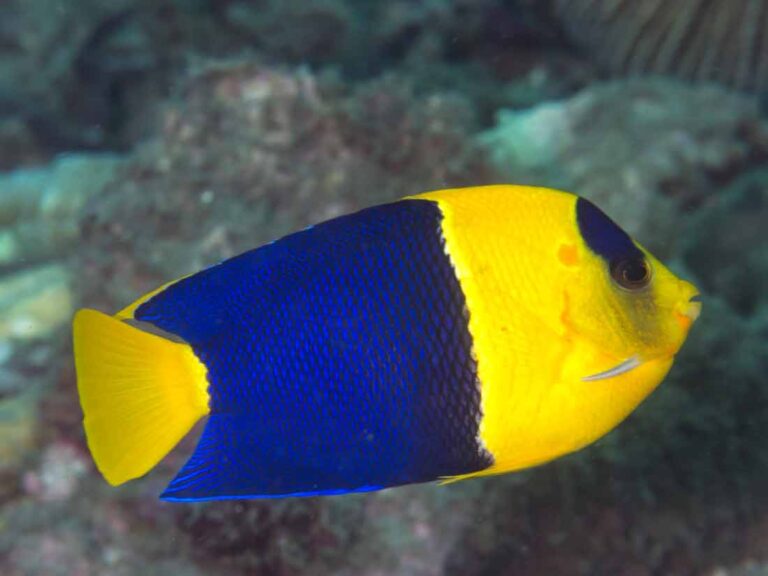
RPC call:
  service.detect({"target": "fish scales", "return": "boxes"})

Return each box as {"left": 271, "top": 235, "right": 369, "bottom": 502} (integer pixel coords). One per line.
{"left": 133, "top": 200, "right": 493, "bottom": 500}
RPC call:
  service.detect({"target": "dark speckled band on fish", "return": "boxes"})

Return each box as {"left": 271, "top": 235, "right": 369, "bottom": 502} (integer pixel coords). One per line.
{"left": 133, "top": 200, "right": 494, "bottom": 500}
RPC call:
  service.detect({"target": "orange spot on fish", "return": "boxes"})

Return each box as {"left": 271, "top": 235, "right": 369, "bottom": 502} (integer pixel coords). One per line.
{"left": 675, "top": 311, "right": 692, "bottom": 331}
{"left": 560, "top": 290, "right": 574, "bottom": 337}
{"left": 558, "top": 244, "right": 579, "bottom": 267}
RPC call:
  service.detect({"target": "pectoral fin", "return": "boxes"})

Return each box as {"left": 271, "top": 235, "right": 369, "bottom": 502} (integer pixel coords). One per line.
{"left": 582, "top": 356, "right": 642, "bottom": 382}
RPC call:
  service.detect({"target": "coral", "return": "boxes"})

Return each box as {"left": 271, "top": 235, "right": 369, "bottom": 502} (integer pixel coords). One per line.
{"left": 0, "top": 0, "right": 592, "bottom": 158}
{"left": 0, "top": 153, "right": 126, "bottom": 568}
{"left": 0, "top": 154, "right": 121, "bottom": 507}
{"left": 42, "top": 67, "right": 768, "bottom": 576}
{"left": 76, "top": 62, "right": 496, "bottom": 312}
{"left": 0, "top": 471, "right": 207, "bottom": 576}
{"left": 68, "top": 61, "right": 498, "bottom": 575}
{"left": 348, "top": 0, "right": 594, "bottom": 121}
{"left": 214, "top": 0, "right": 591, "bottom": 103}
{"left": 0, "top": 154, "right": 125, "bottom": 267}
{"left": 1, "top": 1, "right": 767, "bottom": 572}
{"left": 480, "top": 78, "right": 768, "bottom": 255}
{"left": 21, "top": 442, "right": 88, "bottom": 503}
{"left": 0, "top": 265, "right": 72, "bottom": 341}
{"left": 431, "top": 78, "right": 768, "bottom": 575}
{"left": 0, "top": 393, "right": 38, "bottom": 501}
{"left": 0, "top": 119, "right": 45, "bottom": 170}
{"left": 219, "top": 0, "right": 356, "bottom": 64}
{"left": 175, "top": 497, "right": 364, "bottom": 575}
{"left": 0, "top": 0, "right": 139, "bottom": 149}
{"left": 717, "top": 562, "right": 768, "bottom": 576}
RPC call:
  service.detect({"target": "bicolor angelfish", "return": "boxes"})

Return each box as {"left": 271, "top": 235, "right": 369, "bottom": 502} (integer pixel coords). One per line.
{"left": 73, "top": 185, "right": 701, "bottom": 501}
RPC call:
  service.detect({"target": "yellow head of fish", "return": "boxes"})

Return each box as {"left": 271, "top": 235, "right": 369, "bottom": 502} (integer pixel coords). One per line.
{"left": 416, "top": 185, "right": 701, "bottom": 478}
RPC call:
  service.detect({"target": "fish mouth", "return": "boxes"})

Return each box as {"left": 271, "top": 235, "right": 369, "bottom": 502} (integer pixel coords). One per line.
{"left": 582, "top": 355, "right": 642, "bottom": 382}
{"left": 582, "top": 292, "right": 701, "bottom": 383}
{"left": 686, "top": 294, "right": 702, "bottom": 322}
{"left": 675, "top": 293, "right": 702, "bottom": 330}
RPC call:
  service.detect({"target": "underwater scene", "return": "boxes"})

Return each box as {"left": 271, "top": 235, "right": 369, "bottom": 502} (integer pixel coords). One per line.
{"left": 1, "top": 1, "right": 768, "bottom": 575}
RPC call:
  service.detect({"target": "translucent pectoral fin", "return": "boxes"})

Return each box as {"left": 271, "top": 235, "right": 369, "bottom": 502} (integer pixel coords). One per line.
{"left": 582, "top": 355, "right": 642, "bottom": 382}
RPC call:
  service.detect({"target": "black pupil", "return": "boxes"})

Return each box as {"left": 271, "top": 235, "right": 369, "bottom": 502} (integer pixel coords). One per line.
{"left": 612, "top": 258, "right": 649, "bottom": 288}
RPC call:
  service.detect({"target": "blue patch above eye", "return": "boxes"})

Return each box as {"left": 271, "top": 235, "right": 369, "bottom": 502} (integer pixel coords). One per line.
{"left": 576, "top": 197, "right": 644, "bottom": 264}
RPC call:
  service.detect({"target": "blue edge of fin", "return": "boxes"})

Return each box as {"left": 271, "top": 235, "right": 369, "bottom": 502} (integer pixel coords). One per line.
{"left": 162, "top": 484, "right": 384, "bottom": 502}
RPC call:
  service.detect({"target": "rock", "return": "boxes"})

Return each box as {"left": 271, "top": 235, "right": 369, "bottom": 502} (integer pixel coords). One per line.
{"left": 76, "top": 63, "right": 496, "bottom": 312}
{"left": 0, "top": 0, "right": 136, "bottom": 149}
{"left": 0, "top": 119, "right": 46, "bottom": 171}
{"left": 0, "top": 265, "right": 72, "bottom": 341}
{"left": 0, "top": 154, "right": 125, "bottom": 266}
{"left": 479, "top": 79, "right": 768, "bottom": 256}
{"left": 22, "top": 442, "right": 89, "bottom": 503}
{"left": 0, "top": 27, "right": 757, "bottom": 574}
{"left": 7, "top": 532, "right": 92, "bottom": 576}
{"left": 484, "top": 102, "right": 570, "bottom": 170}
{"left": 222, "top": 0, "right": 355, "bottom": 64}
{"left": 0, "top": 392, "right": 38, "bottom": 500}
{"left": 711, "top": 562, "right": 768, "bottom": 576}
{"left": 70, "top": 61, "right": 498, "bottom": 576}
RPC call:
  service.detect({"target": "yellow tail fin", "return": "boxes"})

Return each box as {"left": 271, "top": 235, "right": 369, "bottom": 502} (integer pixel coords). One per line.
{"left": 73, "top": 309, "right": 210, "bottom": 486}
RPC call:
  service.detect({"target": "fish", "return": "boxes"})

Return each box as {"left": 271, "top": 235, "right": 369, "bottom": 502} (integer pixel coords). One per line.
{"left": 73, "top": 185, "right": 701, "bottom": 501}
{"left": 553, "top": 0, "right": 768, "bottom": 92}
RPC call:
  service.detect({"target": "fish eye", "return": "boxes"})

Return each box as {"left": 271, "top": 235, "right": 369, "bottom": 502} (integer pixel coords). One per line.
{"left": 610, "top": 257, "right": 651, "bottom": 290}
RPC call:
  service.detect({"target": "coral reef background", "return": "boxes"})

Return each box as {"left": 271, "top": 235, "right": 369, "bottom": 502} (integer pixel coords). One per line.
{"left": 1, "top": 1, "right": 767, "bottom": 575}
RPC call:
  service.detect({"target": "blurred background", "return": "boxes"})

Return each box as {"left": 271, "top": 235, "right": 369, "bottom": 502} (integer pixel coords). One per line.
{"left": 1, "top": 1, "right": 767, "bottom": 574}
